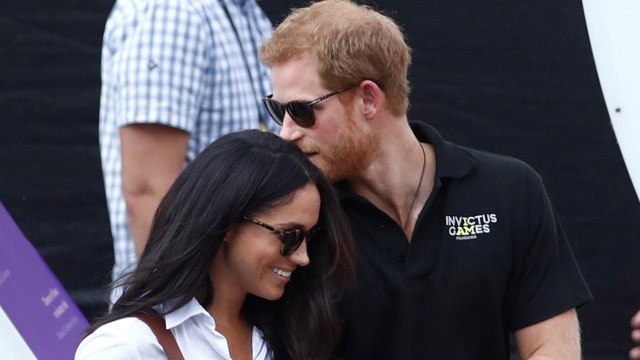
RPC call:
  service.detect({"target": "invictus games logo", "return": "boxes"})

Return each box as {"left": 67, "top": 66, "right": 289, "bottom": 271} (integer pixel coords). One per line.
{"left": 446, "top": 214, "right": 497, "bottom": 240}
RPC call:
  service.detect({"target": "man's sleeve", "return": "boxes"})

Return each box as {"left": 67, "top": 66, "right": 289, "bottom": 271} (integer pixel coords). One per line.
{"left": 505, "top": 168, "right": 593, "bottom": 331}
{"left": 112, "top": 1, "right": 211, "bottom": 132}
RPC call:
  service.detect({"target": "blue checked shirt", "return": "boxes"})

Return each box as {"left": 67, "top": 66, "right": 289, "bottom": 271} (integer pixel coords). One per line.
{"left": 99, "top": 0, "right": 278, "bottom": 295}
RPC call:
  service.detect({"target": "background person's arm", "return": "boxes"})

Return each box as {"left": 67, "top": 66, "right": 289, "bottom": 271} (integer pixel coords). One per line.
{"left": 515, "top": 309, "right": 581, "bottom": 360}
{"left": 631, "top": 310, "right": 640, "bottom": 359}
{"left": 120, "top": 124, "right": 189, "bottom": 257}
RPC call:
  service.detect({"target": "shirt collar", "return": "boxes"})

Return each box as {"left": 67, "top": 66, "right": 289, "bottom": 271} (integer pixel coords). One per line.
{"left": 409, "top": 121, "right": 475, "bottom": 179}
{"left": 159, "top": 298, "right": 271, "bottom": 358}
{"left": 336, "top": 122, "right": 475, "bottom": 200}
{"left": 161, "top": 298, "right": 210, "bottom": 330}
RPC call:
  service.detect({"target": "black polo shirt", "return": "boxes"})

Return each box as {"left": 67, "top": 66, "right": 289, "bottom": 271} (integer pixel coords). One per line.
{"left": 333, "top": 122, "right": 592, "bottom": 360}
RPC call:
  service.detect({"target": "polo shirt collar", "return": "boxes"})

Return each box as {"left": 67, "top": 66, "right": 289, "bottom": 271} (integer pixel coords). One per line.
{"left": 336, "top": 122, "right": 475, "bottom": 199}
{"left": 161, "top": 297, "right": 211, "bottom": 330}
{"left": 409, "top": 121, "right": 475, "bottom": 179}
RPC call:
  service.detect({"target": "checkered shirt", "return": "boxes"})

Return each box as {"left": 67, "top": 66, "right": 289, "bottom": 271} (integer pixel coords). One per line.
{"left": 99, "top": 0, "right": 277, "bottom": 291}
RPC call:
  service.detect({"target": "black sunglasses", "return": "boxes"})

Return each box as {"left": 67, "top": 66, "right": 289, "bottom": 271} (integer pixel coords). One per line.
{"left": 262, "top": 83, "right": 359, "bottom": 128}
{"left": 242, "top": 216, "right": 320, "bottom": 256}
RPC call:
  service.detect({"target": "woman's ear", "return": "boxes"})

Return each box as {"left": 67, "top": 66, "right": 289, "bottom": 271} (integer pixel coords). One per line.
{"left": 224, "top": 225, "right": 239, "bottom": 243}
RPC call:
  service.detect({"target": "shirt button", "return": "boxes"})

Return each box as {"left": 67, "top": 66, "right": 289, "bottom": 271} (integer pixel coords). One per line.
{"left": 395, "top": 254, "right": 404, "bottom": 263}
{"left": 379, "top": 224, "right": 385, "bottom": 229}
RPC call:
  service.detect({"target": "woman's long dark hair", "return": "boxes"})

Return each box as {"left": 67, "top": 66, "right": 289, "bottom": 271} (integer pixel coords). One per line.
{"left": 88, "top": 130, "right": 355, "bottom": 359}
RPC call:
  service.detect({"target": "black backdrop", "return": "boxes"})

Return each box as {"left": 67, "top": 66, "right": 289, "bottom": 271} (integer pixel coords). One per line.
{"left": 1, "top": 0, "right": 638, "bottom": 358}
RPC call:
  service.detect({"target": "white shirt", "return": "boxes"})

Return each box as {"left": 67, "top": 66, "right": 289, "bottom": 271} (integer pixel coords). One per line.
{"left": 75, "top": 298, "right": 272, "bottom": 359}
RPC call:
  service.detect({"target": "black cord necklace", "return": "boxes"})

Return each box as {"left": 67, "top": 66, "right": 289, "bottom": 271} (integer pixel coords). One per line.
{"left": 407, "top": 142, "right": 426, "bottom": 224}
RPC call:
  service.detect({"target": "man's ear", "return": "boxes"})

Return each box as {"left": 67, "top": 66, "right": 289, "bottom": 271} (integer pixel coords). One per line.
{"left": 360, "top": 80, "right": 382, "bottom": 120}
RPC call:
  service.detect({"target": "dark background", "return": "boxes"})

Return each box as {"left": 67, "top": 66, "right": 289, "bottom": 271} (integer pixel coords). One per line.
{"left": 1, "top": 0, "right": 638, "bottom": 358}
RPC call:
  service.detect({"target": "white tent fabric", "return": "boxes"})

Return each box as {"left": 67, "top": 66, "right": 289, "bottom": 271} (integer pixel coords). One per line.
{"left": 583, "top": 0, "right": 640, "bottom": 203}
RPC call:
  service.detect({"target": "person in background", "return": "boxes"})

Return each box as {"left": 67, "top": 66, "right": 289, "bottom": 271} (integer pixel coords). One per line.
{"left": 99, "top": 0, "right": 277, "bottom": 302}
{"left": 76, "top": 130, "right": 355, "bottom": 360}
{"left": 259, "top": 0, "right": 593, "bottom": 358}
{"left": 632, "top": 310, "right": 640, "bottom": 359}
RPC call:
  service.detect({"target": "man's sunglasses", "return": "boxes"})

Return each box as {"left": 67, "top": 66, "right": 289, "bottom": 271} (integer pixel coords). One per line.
{"left": 243, "top": 216, "right": 320, "bottom": 256}
{"left": 262, "top": 83, "right": 359, "bottom": 128}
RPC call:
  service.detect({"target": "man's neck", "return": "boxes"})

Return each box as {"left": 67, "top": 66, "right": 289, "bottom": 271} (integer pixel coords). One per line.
{"left": 348, "top": 122, "right": 435, "bottom": 240}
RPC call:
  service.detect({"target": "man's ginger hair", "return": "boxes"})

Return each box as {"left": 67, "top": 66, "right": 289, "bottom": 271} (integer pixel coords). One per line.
{"left": 260, "top": 0, "right": 412, "bottom": 116}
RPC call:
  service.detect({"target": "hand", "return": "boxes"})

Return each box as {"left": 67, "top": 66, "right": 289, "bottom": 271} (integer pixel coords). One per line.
{"left": 631, "top": 310, "right": 640, "bottom": 359}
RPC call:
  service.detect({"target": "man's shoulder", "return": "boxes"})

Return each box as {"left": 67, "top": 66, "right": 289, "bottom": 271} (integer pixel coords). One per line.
{"left": 439, "top": 144, "right": 547, "bottom": 202}
{"left": 459, "top": 145, "right": 537, "bottom": 175}
{"left": 411, "top": 122, "right": 540, "bottom": 181}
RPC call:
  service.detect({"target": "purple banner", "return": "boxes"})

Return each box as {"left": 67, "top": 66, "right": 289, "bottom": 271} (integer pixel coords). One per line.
{"left": 0, "top": 202, "right": 89, "bottom": 359}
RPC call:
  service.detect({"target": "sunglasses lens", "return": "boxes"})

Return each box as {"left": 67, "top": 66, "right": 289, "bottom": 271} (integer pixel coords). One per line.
{"left": 281, "top": 230, "right": 305, "bottom": 256}
{"left": 263, "top": 98, "right": 286, "bottom": 126}
{"left": 287, "top": 102, "right": 315, "bottom": 128}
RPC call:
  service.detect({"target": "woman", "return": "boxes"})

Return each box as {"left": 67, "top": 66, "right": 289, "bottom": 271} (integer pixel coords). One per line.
{"left": 76, "top": 130, "right": 355, "bottom": 360}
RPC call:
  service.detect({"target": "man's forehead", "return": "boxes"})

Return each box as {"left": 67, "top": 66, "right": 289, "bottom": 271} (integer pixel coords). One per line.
{"left": 273, "top": 53, "right": 318, "bottom": 78}
{"left": 271, "top": 55, "right": 325, "bottom": 100}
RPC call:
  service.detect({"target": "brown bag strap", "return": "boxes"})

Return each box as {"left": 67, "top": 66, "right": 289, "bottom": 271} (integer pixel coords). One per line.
{"left": 135, "top": 310, "right": 186, "bottom": 360}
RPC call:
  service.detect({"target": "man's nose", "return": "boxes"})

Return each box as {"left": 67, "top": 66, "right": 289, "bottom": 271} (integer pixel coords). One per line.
{"left": 278, "top": 114, "right": 303, "bottom": 142}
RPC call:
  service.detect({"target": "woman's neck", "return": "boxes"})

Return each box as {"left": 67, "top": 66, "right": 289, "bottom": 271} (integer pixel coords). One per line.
{"left": 209, "top": 294, "right": 253, "bottom": 360}
{"left": 208, "top": 242, "right": 254, "bottom": 359}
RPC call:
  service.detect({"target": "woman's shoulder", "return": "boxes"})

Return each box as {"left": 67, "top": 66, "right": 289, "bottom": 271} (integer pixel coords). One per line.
{"left": 75, "top": 317, "right": 164, "bottom": 360}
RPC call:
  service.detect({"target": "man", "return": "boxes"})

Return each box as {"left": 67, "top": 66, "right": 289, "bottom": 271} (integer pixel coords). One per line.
{"left": 100, "top": 0, "right": 276, "bottom": 302}
{"left": 259, "top": 0, "right": 592, "bottom": 358}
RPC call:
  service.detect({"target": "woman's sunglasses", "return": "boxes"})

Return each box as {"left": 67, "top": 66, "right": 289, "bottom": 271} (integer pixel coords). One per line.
{"left": 243, "top": 216, "right": 320, "bottom": 256}
{"left": 262, "top": 83, "right": 359, "bottom": 128}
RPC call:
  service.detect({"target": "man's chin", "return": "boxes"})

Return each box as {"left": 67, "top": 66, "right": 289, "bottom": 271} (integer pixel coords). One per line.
{"left": 311, "top": 157, "right": 333, "bottom": 178}
{"left": 308, "top": 155, "right": 326, "bottom": 172}
{"left": 320, "top": 165, "right": 345, "bottom": 183}
{"left": 305, "top": 153, "right": 347, "bottom": 182}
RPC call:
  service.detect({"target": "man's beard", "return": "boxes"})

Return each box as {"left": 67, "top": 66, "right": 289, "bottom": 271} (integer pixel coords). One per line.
{"left": 317, "top": 107, "right": 376, "bottom": 182}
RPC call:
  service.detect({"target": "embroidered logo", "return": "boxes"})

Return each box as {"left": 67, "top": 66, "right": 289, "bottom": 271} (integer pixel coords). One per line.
{"left": 445, "top": 213, "right": 497, "bottom": 240}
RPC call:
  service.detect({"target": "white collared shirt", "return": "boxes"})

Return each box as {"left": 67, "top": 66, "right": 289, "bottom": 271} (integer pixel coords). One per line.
{"left": 75, "top": 298, "right": 272, "bottom": 359}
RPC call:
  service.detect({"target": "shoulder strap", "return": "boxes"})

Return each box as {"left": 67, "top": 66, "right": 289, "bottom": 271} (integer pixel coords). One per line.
{"left": 135, "top": 310, "right": 186, "bottom": 360}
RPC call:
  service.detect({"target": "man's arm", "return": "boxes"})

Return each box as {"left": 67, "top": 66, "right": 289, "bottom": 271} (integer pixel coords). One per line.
{"left": 120, "top": 124, "right": 189, "bottom": 257}
{"left": 514, "top": 308, "right": 581, "bottom": 360}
